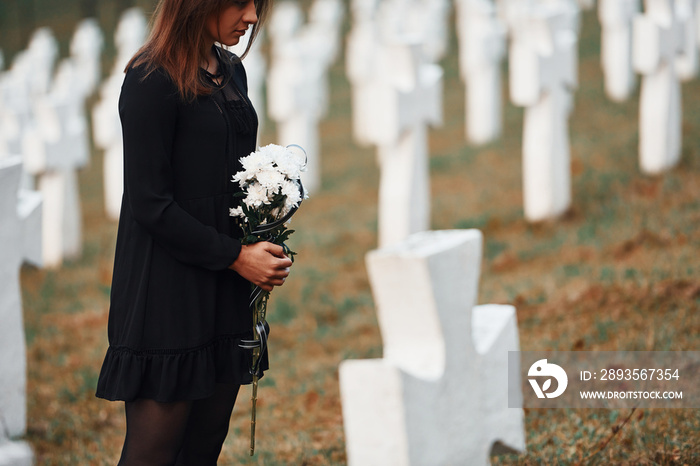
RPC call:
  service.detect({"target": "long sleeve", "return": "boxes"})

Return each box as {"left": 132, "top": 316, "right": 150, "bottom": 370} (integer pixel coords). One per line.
{"left": 119, "top": 66, "right": 241, "bottom": 270}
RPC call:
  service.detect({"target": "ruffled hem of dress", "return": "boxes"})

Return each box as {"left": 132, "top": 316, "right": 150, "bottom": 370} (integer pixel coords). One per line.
{"left": 95, "top": 334, "right": 268, "bottom": 403}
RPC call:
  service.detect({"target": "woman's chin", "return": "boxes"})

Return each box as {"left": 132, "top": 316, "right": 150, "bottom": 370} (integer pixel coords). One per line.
{"left": 221, "top": 37, "right": 241, "bottom": 47}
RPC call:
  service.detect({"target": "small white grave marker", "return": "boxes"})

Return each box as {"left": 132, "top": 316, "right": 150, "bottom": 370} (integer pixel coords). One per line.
{"left": 26, "top": 28, "right": 59, "bottom": 97}
{"left": 346, "top": 0, "right": 381, "bottom": 147}
{"left": 0, "top": 157, "right": 41, "bottom": 465}
{"left": 633, "top": 0, "right": 684, "bottom": 174}
{"left": 69, "top": 18, "right": 104, "bottom": 99}
{"left": 227, "top": 29, "right": 268, "bottom": 142}
{"left": 95, "top": 8, "right": 148, "bottom": 220}
{"left": 340, "top": 230, "right": 525, "bottom": 465}
{"left": 26, "top": 59, "right": 90, "bottom": 267}
{"left": 267, "top": 1, "right": 326, "bottom": 194}
{"left": 675, "top": 0, "right": 699, "bottom": 81}
{"left": 309, "top": 0, "right": 346, "bottom": 66}
{"left": 598, "top": 0, "right": 641, "bottom": 101}
{"left": 0, "top": 53, "right": 33, "bottom": 163}
{"left": 456, "top": 0, "right": 507, "bottom": 144}
{"left": 365, "top": 37, "right": 442, "bottom": 247}
{"left": 93, "top": 74, "right": 124, "bottom": 221}
{"left": 509, "top": 3, "right": 579, "bottom": 222}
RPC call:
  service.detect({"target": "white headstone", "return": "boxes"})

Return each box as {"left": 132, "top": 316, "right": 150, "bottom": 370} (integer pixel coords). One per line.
{"left": 96, "top": 8, "right": 148, "bottom": 220}
{"left": 267, "top": 1, "right": 327, "bottom": 194}
{"left": 70, "top": 18, "right": 104, "bottom": 98}
{"left": 0, "top": 157, "right": 42, "bottom": 466}
{"left": 346, "top": 0, "right": 381, "bottom": 147}
{"left": 697, "top": 0, "right": 700, "bottom": 49}
{"left": 376, "top": 0, "right": 451, "bottom": 63}
{"left": 414, "top": 0, "right": 453, "bottom": 62}
{"left": 2, "top": 29, "right": 59, "bottom": 190}
{"left": 456, "top": 0, "right": 507, "bottom": 145}
{"left": 675, "top": 0, "right": 699, "bottom": 80}
{"left": 339, "top": 229, "right": 525, "bottom": 465}
{"left": 0, "top": 53, "right": 33, "bottom": 162}
{"left": 226, "top": 29, "right": 268, "bottom": 142}
{"left": 26, "top": 28, "right": 59, "bottom": 97}
{"left": 0, "top": 441, "right": 33, "bottom": 466}
{"left": 309, "top": 0, "right": 346, "bottom": 65}
{"left": 598, "top": 0, "right": 641, "bottom": 102}
{"left": 24, "top": 58, "right": 90, "bottom": 268}
{"left": 633, "top": 0, "right": 684, "bottom": 174}
{"left": 114, "top": 8, "right": 148, "bottom": 74}
{"left": 367, "top": 37, "right": 442, "bottom": 247}
{"left": 93, "top": 74, "right": 124, "bottom": 221}
{"left": 509, "top": 2, "right": 579, "bottom": 222}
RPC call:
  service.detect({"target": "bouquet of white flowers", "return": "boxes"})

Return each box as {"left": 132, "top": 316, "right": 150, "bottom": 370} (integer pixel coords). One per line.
{"left": 230, "top": 143, "right": 307, "bottom": 456}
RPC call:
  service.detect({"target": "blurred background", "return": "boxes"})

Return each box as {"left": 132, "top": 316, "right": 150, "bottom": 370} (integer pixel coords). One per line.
{"left": 1, "top": 0, "right": 699, "bottom": 464}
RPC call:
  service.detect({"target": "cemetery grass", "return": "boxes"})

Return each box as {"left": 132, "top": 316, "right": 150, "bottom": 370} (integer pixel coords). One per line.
{"left": 17, "top": 8, "right": 700, "bottom": 466}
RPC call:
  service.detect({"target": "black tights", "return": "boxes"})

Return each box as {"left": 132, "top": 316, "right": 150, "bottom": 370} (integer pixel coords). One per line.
{"left": 118, "top": 383, "right": 240, "bottom": 466}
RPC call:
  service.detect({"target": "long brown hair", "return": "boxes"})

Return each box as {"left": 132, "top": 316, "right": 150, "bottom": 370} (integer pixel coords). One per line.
{"left": 127, "top": 0, "right": 272, "bottom": 100}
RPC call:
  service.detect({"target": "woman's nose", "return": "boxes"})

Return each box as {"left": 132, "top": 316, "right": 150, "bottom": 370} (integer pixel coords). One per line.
{"left": 244, "top": 2, "right": 258, "bottom": 25}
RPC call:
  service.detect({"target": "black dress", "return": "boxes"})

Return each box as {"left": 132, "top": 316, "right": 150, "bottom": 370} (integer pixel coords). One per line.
{"left": 96, "top": 47, "right": 266, "bottom": 403}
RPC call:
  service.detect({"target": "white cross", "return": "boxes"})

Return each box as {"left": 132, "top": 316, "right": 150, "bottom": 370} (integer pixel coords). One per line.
{"left": 267, "top": 1, "right": 328, "bottom": 195}
{"left": 346, "top": 0, "right": 382, "bottom": 147}
{"left": 455, "top": 0, "right": 507, "bottom": 145}
{"left": 309, "top": 0, "right": 346, "bottom": 67}
{"left": 0, "top": 157, "right": 41, "bottom": 450}
{"left": 365, "top": 36, "right": 442, "bottom": 248}
{"left": 340, "top": 230, "right": 525, "bottom": 465}
{"left": 69, "top": 18, "right": 104, "bottom": 99}
{"left": 509, "top": 2, "right": 579, "bottom": 222}
{"left": 93, "top": 73, "right": 125, "bottom": 221}
{"left": 0, "top": 29, "right": 58, "bottom": 185}
{"left": 633, "top": 0, "right": 684, "bottom": 174}
{"left": 359, "top": 0, "right": 442, "bottom": 247}
{"left": 414, "top": 0, "right": 453, "bottom": 63}
{"left": 25, "top": 28, "right": 59, "bottom": 97}
{"left": 94, "top": 8, "right": 148, "bottom": 221}
{"left": 113, "top": 8, "right": 148, "bottom": 75}
{"left": 24, "top": 59, "right": 90, "bottom": 268}
{"left": 674, "top": 0, "right": 699, "bottom": 80}
{"left": 598, "top": 0, "right": 641, "bottom": 101}
{"left": 227, "top": 28, "right": 268, "bottom": 144}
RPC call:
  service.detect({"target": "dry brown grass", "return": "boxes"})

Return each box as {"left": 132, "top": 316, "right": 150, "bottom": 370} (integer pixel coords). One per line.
{"left": 16, "top": 7, "right": 700, "bottom": 466}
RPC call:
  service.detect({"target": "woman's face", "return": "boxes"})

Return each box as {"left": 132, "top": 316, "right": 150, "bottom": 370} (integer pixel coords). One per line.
{"left": 205, "top": 1, "right": 258, "bottom": 47}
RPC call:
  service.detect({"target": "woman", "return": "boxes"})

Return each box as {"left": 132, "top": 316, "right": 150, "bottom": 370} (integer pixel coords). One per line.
{"left": 95, "top": 0, "right": 289, "bottom": 464}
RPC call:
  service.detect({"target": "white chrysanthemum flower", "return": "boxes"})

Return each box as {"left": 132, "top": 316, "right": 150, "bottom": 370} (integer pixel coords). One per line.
{"left": 274, "top": 155, "right": 302, "bottom": 180}
{"left": 259, "top": 143, "right": 288, "bottom": 164}
{"left": 255, "top": 167, "right": 286, "bottom": 191}
{"left": 243, "top": 182, "right": 271, "bottom": 208}
{"left": 232, "top": 170, "right": 255, "bottom": 187}
{"left": 229, "top": 206, "right": 245, "bottom": 218}
{"left": 240, "top": 150, "right": 273, "bottom": 173}
{"left": 281, "top": 179, "right": 302, "bottom": 210}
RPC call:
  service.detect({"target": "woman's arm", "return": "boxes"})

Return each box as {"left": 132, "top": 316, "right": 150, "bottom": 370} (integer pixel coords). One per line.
{"left": 120, "top": 66, "right": 241, "bottom": 270}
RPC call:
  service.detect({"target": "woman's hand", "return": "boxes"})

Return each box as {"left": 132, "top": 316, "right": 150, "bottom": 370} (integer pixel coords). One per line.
{"left": 229, "top": 242, "right": 293, "bottom": 291}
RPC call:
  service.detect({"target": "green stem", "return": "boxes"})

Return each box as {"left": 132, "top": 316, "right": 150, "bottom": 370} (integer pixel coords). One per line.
{"left": 249, "top": 375, "right": 258, "bottom": 456}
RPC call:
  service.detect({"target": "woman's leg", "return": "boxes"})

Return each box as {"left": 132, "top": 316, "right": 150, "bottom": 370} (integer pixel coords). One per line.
{"left": 175, "top": 383, "right": 241, "bottom": 466}
{"left": 118, "top": 398, "right": 192, "bottom": 466}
